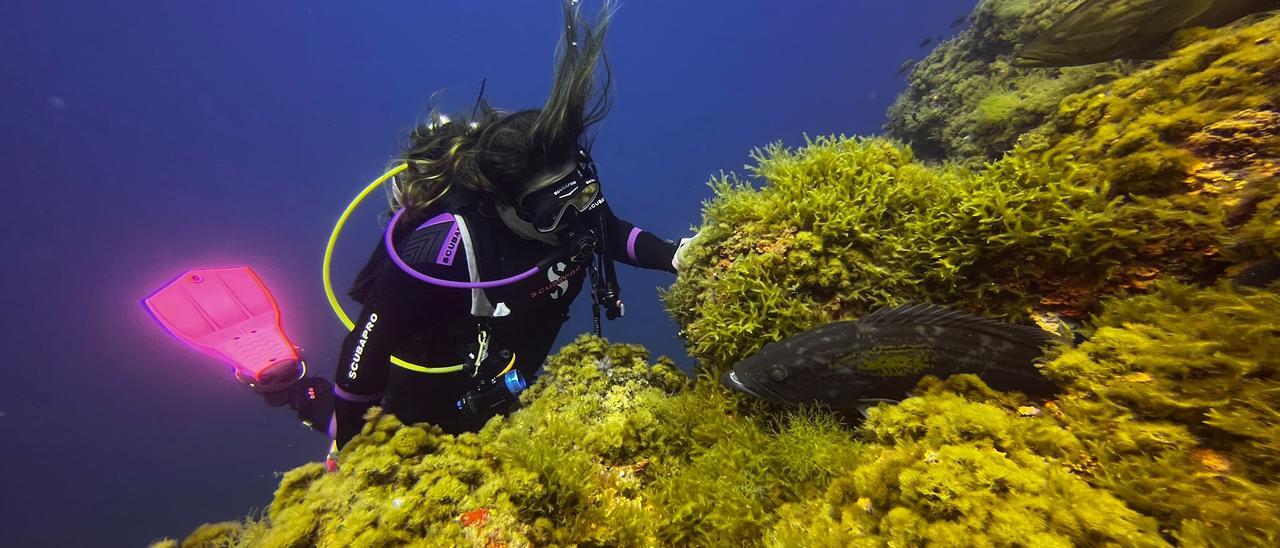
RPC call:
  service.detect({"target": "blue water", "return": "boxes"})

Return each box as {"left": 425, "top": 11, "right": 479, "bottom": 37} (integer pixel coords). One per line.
{"left": 0, "top": 1, "right": 968, "bottom": 545}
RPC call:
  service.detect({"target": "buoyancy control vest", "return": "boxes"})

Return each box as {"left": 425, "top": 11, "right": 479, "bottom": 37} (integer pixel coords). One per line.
{"left": 348, "top": 201, "right": 591, "bottom": 377}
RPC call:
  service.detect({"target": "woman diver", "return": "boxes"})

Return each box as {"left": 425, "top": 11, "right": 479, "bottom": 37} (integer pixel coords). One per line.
{"left": 320, "top": 0, "right": 687, "bottom": 450}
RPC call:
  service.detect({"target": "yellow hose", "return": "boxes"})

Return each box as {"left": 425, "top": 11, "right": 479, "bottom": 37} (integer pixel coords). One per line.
{"left": 323, "top": 164, "right": 464, "bottom": 374}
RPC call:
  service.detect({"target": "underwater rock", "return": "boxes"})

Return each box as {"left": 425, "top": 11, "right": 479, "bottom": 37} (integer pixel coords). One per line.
{"left": 1023, "top": 12, "right": 1280, "bottom": 197}
{"left": 169, "top": 337, "right": 866, "bottom": 546}
{"left": 1185, "top": 109, "right": 1280, "bottom": 189}
{"left": 661, "top": 134, "right": 1222, "bottom": 371}
{"left": 769, "top": 377, "right": 1169, "bottom": 547}
{"left": 174, "top": 309, "right": 1280, "bottom": 546}
{"left": 179, "top": 116, "right": 1279, "bottom": 548}
{"left": 886, "top": 0, "right": 1132, "bottom": 162}
{"left": 891, "top": 1, "right": 1280, "bottom": 163}
{"left": 1010, "top": 12, "right": 1280, "bottom": 289}
{"left": 1040, "top": 280, "right": 1280, "bottom": 546}
{"left": 1185, "top": 109, "right": 1280, "bottom": 262}
{"left": 1016, "top": 0, "right": 1280, "bottom": 67}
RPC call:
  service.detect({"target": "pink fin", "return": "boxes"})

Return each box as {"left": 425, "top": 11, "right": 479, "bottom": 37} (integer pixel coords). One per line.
{"left": 144, "top": 267, "right": 298, "bottom": 380}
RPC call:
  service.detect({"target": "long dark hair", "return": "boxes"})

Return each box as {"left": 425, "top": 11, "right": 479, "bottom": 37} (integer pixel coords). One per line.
{"left": 389, "top": 0, "right": 617, "bottom": 220}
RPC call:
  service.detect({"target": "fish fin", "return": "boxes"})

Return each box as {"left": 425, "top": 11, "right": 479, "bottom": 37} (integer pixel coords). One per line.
{"left": 860, "top": 303, "right": 1053, "bottom": 349}
{"left": 853, "top": 398, "right": 905, "bottom": 419}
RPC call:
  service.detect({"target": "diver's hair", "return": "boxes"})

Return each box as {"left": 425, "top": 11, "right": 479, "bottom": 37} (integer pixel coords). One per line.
{"left": 389, "top": 108, "right": 502, "bottom": 219}
{"left": 391, "top": 0, "right": 617, "bottom": 219}
{"left": 530, "top": 0, "right": 616, "bottom": 163}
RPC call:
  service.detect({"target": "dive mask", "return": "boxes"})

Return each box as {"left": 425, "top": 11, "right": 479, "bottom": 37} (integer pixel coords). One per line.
{"left": 519, "top": 149, "right": 605, "bottom": 233}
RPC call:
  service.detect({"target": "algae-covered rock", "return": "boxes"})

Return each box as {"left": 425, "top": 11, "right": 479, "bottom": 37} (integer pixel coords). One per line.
{"left": 892, "top": 1, "right": 1280, "bottom": 169}
{"left": 178, "top": 279, "right": 1280, "bottom": 546}
{"left": 1013, "top": 0, "right": 1280, "bottom": 68}
{"left": 175, "top": 337, "right": 865, "bottom": 546}
{"left": 886, "top": 0, "right": 1131, "bottom": 162}
{"left": 770, "top": 377, "right": 1168, "bottom": 548}
{"left": 1010, "top": 12, "right": 1280, "bottom": 280}
{"left": 173, "top": 330, "right": 1199, "bottom": 546}
{"left": 661, "top": 134, "right": 1223, "bottom": 371}
{"left": 1023, "top": 12, "right": 1280, "bottom": 198}
{"left": 1041, "top": 280, "right": 1280, "bottom": 546}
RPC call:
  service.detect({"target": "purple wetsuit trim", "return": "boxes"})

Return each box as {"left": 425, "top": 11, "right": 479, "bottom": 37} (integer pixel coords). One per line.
{"left": 386, "top": 208, "right": 540, "bottom": 288}
{"left": 415, "top": 213, "right": 461, "bottom": 266}
{"left": 626, "top": 227, "right": 642, "bottom": 263}
{"left": 334, "top": 386, "right": 383, "bottom": 403}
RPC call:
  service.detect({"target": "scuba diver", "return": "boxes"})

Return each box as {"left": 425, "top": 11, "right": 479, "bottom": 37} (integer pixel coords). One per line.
{"left": 142, "top": 0, "right": 690, "bottom": 465}
{"left": 315, "top": 0, "right": 685, "bottom": 450}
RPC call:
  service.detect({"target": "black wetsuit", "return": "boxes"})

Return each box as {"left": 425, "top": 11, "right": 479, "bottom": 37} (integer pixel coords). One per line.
{"left": 329, "top": 203, "right": 677, "bottom": 447}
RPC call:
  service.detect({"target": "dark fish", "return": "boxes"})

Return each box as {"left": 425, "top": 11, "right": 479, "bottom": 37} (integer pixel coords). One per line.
{"left": 894, "top": 58, "right": 918, "bottom": 77}
{"left": 919, "top": 37, "right": 933, "bottom": 48}
{"left": 950, "top": 15, "right": 969, "bottom": 29}
{"left": 1233, "top": 259, "right": 1280, "bottom": 288}
{"left": 722, "top": 304, "right": 1057, "bottom": 409}
{"left": 1015, "top": 0, "right": 1280, "bottom": 67}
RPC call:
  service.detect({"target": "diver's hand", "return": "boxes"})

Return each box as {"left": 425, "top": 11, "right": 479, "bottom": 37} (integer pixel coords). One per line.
{"left": 672, "top": 231, "right": 702, "bottom": 272}
{"left": 261, "top": 376, "right": 336, "bottom": 433}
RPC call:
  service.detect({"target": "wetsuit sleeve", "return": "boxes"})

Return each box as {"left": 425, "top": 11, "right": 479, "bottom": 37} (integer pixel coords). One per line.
{"left": 332, "top": 217, "right": 472, "bottom": 447}
{"left": 331, "top": 268, "right": 425, "bottom": 447}
{"left": 600, "top": 203, "right": 678, "bottom": 273}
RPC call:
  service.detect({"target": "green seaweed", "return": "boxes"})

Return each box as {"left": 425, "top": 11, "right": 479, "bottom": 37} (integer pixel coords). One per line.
{"left": 662, "top": 135, "right": 1217, "bottom": 372}
{"left": 171, "top": 280, "right": 1280, "bottom": 546}
{"left": 1024, "top": 14, "right": 1280, "bottom": 198}
{"left": 771, "top": 377, "right": 1167, "bottom": 547}
{"left": 1040, "top": 280, "right": 1280, "bottom": 546}
{"left": 165, "top": 338, "right": 870, "bottom": 547}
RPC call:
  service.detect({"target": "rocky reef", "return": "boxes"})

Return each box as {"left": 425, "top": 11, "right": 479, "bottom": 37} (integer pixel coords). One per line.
{"left": 158, "top": 280, "right": 1280, "bottom": 546}
{"left": 161, "top": 4, "right": 1280, "bottom": 547}
{"left": 886, "top": 0, "right": 1132, "bottom": 163}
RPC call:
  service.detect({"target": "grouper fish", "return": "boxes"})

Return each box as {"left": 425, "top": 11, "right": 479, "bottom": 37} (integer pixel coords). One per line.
{"left": 1015, "top": 0, "right": 1280, "bottom": 67}
{"left": 722, "top": 303, "right": 1058, "bottom": 409}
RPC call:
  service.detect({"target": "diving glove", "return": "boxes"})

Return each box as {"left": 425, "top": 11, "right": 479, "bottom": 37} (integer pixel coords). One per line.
{"left": 261, "top": 376, "right": 336, "bottom": 433}
{"left": 672, "top": 230, "right": 703, "bottom": 272}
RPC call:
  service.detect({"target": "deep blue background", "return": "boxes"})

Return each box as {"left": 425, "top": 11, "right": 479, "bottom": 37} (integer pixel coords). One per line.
{"left": 0, "top": 1, "right": 971, "bottom": 545}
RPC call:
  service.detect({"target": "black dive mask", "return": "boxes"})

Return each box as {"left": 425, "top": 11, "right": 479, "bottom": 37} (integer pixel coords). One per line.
{"left": 519, "top": 149, "right": 605, "bottom": 233}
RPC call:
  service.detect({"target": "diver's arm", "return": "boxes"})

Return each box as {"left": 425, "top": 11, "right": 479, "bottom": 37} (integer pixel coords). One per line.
{"left": 331, "top": 297, "right": 409, "bottom": 448}
{"left": 332, "top": 270, "right": 439, "bottom": 447}
{"left": 600, "top": 204, "right": 678, "bottom": 273}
